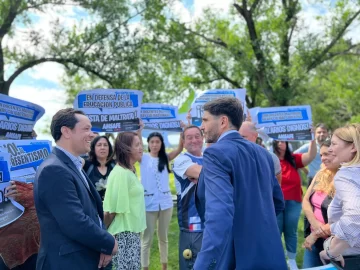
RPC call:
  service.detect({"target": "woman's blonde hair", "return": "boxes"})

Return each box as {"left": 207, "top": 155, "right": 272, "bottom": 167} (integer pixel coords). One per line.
{"left": 333, "top": 123, "right": 360, "bottom": 166}
{"left": 313, "top": 164, "right": 337, "bottom": 197}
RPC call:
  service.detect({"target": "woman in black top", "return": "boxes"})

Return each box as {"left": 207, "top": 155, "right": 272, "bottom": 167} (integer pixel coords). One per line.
{"left": 84, "top": 135, "right": 115, "bottom": 200}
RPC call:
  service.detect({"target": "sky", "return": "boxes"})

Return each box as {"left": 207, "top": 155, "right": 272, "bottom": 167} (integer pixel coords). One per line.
{"left": 4, "top": 0, "right": 359, "bottom": 143}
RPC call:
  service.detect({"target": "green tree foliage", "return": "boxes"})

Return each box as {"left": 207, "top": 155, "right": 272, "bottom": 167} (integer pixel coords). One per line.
{"left": 0, "top": 0, "right": 169, "bottom": 100}
{"left": 149, "top": 0, "right": 360, "bottom": 107}
{"left": 305, "top": 56, "right": 360, "bottom": 130}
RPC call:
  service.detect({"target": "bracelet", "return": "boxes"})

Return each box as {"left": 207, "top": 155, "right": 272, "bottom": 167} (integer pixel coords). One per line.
{"left": 326, "top": 248, "right": 342, "bottom": 260}
{"left": 324, "top": 236, "right": 342, "bottom": 260}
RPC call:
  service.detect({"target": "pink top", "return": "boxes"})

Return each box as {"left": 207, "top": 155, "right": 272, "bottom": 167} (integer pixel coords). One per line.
{"left": 310, "top": 191, "right": 327, "bottom": 231}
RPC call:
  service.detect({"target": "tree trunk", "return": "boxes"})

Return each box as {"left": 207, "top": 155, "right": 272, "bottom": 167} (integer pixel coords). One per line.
{"left": 0, "top": 81, "right": 10, "bottom": 95}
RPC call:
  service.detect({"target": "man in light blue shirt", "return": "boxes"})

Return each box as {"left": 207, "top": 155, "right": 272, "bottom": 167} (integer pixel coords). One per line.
{"left": 294, "top": 123, "right": 329, "bottom": 186}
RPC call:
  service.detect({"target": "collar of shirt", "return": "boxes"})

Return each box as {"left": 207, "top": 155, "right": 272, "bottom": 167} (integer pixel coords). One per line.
{"left": 217, "top": 130, "right": 239, "bottom": 142}
{"left": 56, "top": 146, "right": 83, "bottom": 171}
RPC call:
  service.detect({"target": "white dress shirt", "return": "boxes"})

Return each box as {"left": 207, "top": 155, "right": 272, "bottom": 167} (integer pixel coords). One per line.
{"left": 328, "top": 164, "right": 360, "bottom": 255}
{"left": 140, "top": 153, "right": 173, "bottom": 212}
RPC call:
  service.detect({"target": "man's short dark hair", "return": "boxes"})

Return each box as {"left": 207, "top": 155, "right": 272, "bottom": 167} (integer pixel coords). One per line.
{"left": 315, "top": 123, "right": 328, "bottom": 131}
{"left": 51, "top": 108, "right": 85, "bottom": 141}
{"left": 182, "top": 125, "right": 203, "bottom": 139}
{"left": 203, "top": 97, "right": 243, "bottom": 130}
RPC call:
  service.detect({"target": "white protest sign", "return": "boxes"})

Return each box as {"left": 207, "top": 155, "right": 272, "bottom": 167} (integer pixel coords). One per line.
{"left": 141, "top": 103, "right": 182, "bottom": 132}
{"left": 0, "top": 94, "right": 45, "bottom": 140}
{"left": 190, "top": 89, "right": 247, "bottom": 127}
{"left": 250, "top": 105, "right": 313, "bottom": 141}
{"left": 74, "top": 89, "right": 143, "bottom": 132}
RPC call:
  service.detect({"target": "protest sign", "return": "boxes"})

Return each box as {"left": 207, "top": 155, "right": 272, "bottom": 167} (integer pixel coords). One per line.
{"left": 0, "top": 140, "right": 52, "bottom": 183}
{"left": 141, "top": 103, "right": 182, "bottom": 132}
{"left": 0, "top": 94, "right": 45, "bottom": 140}
{"left": 0, "top": 152, "right": 25, "bottom": 228}
{"left": 250, "top": 105, "right": 313, "bottom": 141}
{"left": 190, "top": 89, "right": 247, "bottom": 126}
{"left": 74, "top": 89, "right": 143, "bottom": 132}
{"left": 0, "top": 152, "right": 10, "bottom": 183}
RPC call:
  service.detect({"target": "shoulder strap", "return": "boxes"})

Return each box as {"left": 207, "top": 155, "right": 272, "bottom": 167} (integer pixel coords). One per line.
{"left": 86, "top": 164, "right": 94, "bottom": 176}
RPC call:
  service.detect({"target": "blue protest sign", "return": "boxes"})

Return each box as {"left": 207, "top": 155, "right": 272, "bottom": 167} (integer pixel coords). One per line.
{"left": 74, "top": 89, "right": 143, "bottom": 132}
{"left": 250, "top": 105, "right": 313, "bottom": 141}
{"left": 141, "top": 103, "right": 182, "bottom": 132}
{"left": 0, "top": 94, "right": 45, "bottom": 140}
{"left": 0, "top": 140, "right": 51, "bottom": 183}
{"left": 190, "top": 89, "right": 247, "bottom": 127}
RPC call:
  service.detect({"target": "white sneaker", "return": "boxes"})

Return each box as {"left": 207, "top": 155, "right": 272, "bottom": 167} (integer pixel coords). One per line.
{"left": 287, "top": 259, "right": 299, "bottom": 270}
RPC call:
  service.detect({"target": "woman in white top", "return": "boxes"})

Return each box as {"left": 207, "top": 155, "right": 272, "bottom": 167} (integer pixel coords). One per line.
{"left": 138, "top": 129, "right": 183, "bottom": 270}
{"left": 319, "top": 124, "right": 360, "bottom": 268}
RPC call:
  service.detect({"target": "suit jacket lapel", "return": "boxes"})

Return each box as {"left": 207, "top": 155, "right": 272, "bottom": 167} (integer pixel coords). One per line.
{"left": 52, "top": 148, "right": 95, "bottom": 201}
{"left": 82, "top": 169, "right": 104, "bottom": 220}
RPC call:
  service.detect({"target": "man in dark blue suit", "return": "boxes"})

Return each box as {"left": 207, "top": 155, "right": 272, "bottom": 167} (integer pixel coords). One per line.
{"left": 34, "top": 108, "right": 117, "bottom": 270}
{"left": 194, "top": 97, "right": 287, "bottom": 270}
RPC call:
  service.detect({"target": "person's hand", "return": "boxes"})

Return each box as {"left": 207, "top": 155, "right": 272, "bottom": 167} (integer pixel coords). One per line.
{"left": 98, "top": 253, "right": 112, "bottom": 268}
{"left": 303, "top": 233, "right": 317, "bottom": 251}
{"left": 5, "top": 181, "right": 21, "bottom": 199}
{"left": 180, "top": 120, "right": 187, "bottom": 129}
{"left": 137, "top": 119, "right": 144, "bottom": 134}
{"left": 313, "top": 223, "right": 329, "bottom": 239}
{"left": 112, "top": 237, "right": 118, "bottom": 255}
{"left": 311, "top": 220, "right": 323, "bottom": 232}
{"left": 319, "top": 250, "right": 345, "bottom": 267}
{"left": 188, "top": 177, "right": 198, "bottom": 184}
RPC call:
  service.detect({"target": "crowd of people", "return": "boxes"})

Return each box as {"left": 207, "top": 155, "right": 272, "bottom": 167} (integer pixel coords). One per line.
{"left": 1, "top": 97, "right": 360, "bottom": 270}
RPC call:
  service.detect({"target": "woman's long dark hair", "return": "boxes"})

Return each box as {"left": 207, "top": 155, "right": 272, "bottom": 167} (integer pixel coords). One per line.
{"left": 111, "top": 132, "right": 138, "bottom": 171}
{"left": 273, "top": 140, "right": 296, "bottom": 168}
{"left": 89, "top": 135, "right": 114, "bottom": 166}
{"left": 147, "top": 132, "right": 170, "bottom": 173}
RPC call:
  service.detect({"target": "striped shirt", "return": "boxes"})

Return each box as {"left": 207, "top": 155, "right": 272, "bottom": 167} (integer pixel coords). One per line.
{"left": 56, "top": 146, "right": 102, "bottom": 227}
{"left": 328, "top": 165, "right": 360, "bottom": 255}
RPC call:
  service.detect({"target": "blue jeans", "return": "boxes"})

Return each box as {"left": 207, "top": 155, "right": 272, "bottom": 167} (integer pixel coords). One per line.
{"left": 302, "top": 244, "right": 323, "bottom": 268}
{"left": 277, "top": 200, "right": 302, "bottom": 259}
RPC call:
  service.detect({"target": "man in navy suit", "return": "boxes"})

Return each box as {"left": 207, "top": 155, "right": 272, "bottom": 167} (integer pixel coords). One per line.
{"left": 34, "top": 108, "right": 117, "bottom": 270}
{"left": 194, "top": 97, "right": 287, "bottom": 270}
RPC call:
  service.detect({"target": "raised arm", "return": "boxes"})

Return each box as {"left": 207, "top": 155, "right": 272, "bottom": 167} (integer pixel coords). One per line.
{"left": 167, "top": 134, "right": 184, "bottom": 161}
{"left": 136, "top": 120, "right": 144, "bottom": 163}
{"left": 301, "top": 140, "right": 317, "bottom": 166}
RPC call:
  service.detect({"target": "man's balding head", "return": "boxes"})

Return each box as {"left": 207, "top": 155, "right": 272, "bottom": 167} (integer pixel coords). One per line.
{"left": 239, "top": 121, "right": 258, "bottom": 143}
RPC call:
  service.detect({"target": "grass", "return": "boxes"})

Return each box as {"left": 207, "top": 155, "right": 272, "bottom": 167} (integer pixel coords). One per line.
{"left": 135, "top": 162, "right": 307, "bottom": 269}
